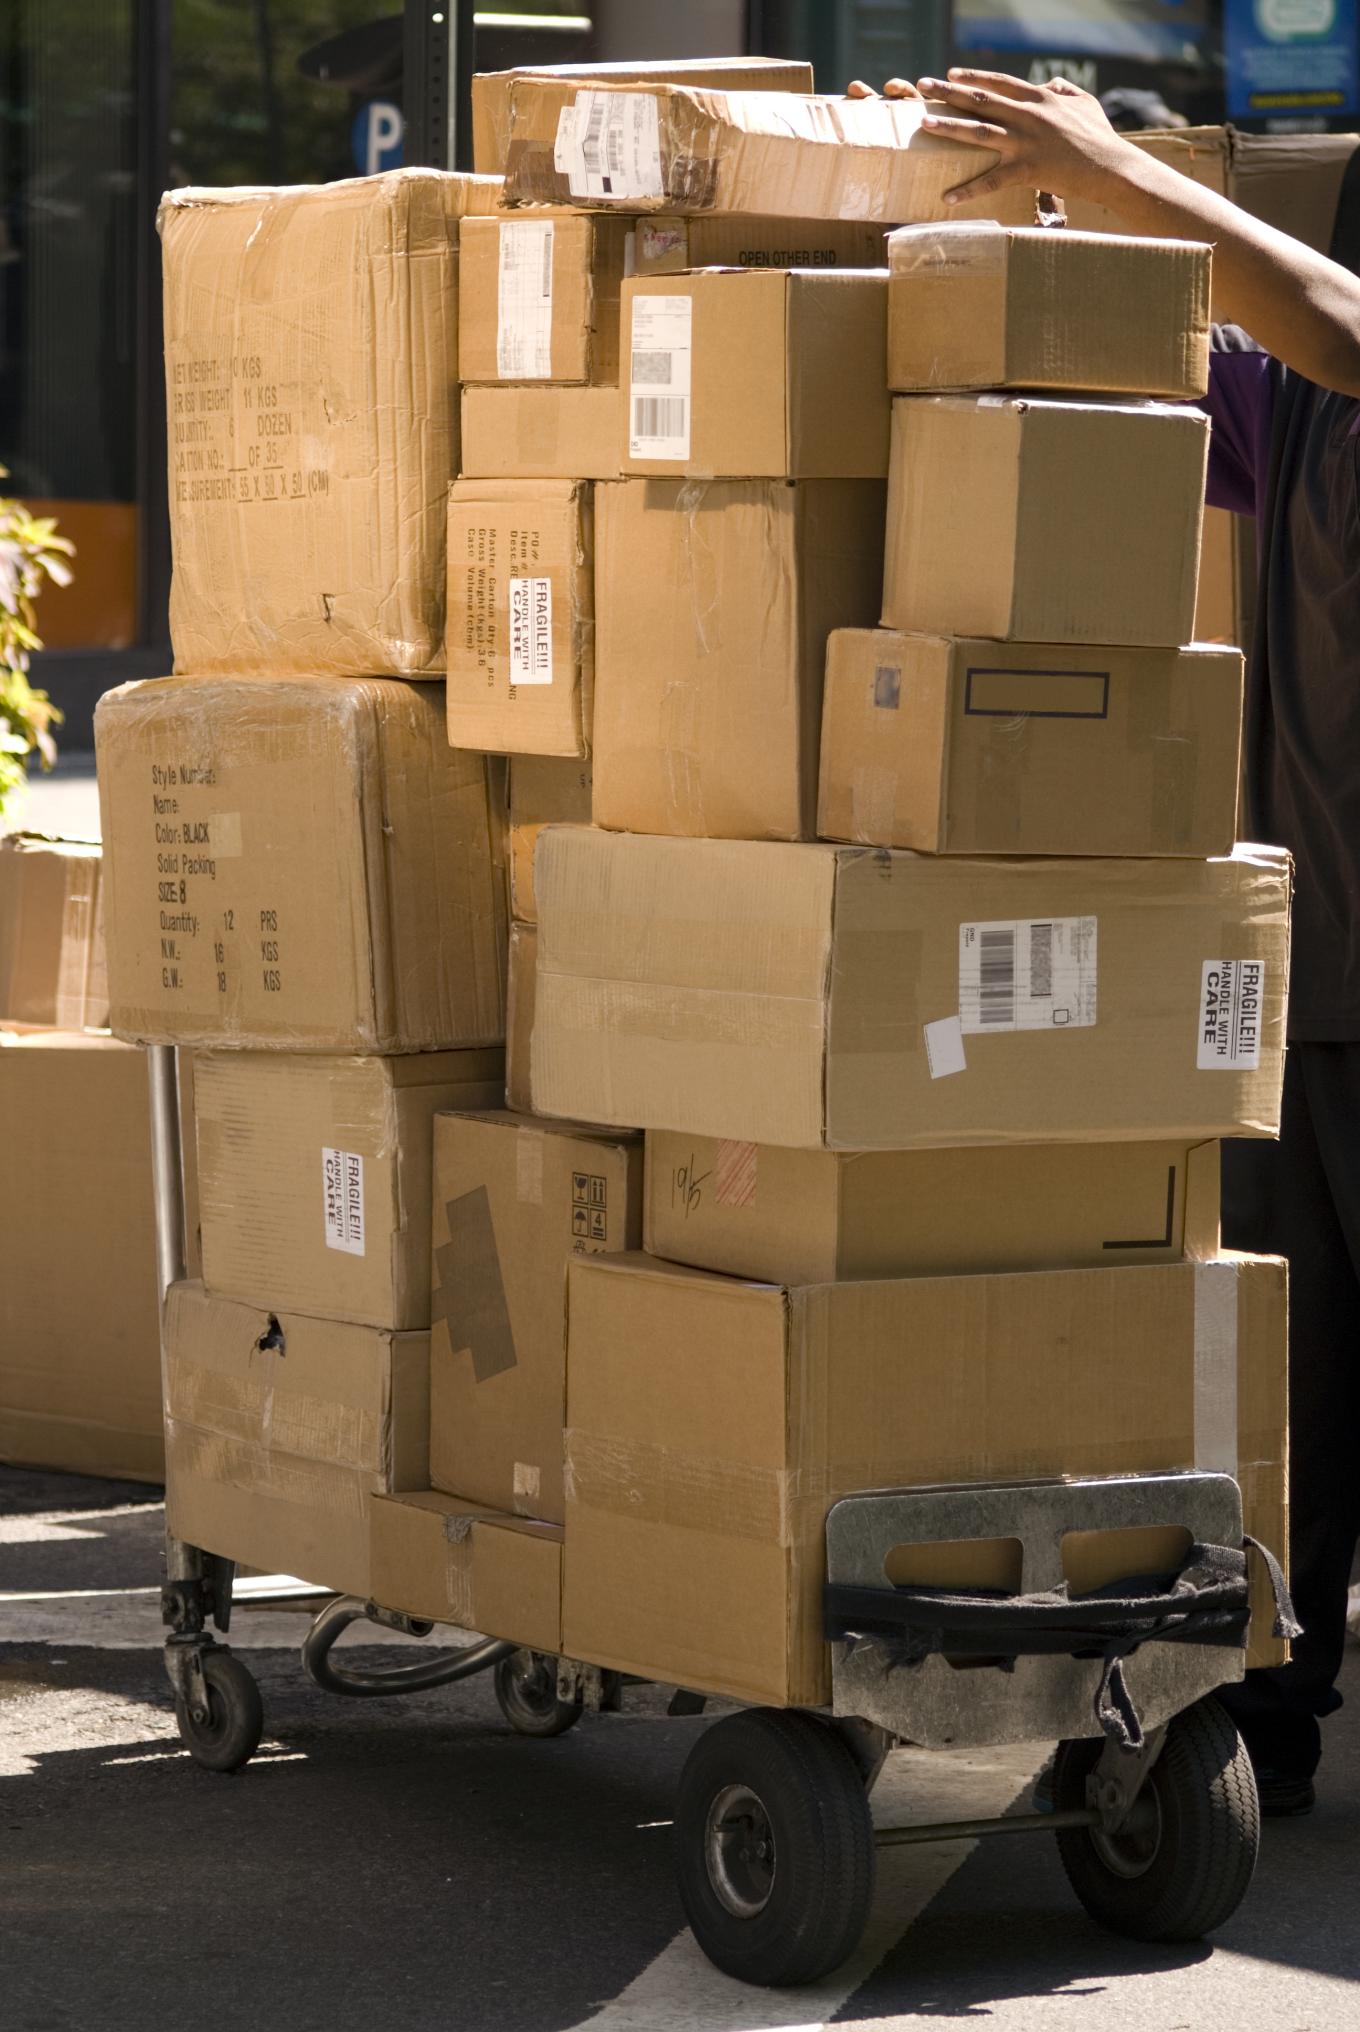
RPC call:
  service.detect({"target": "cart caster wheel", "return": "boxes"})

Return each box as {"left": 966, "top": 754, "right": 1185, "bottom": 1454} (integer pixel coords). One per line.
{"left": 1053, "top": 1694, "right": 1259, "bottom": 1942}
{"left": 174, "top": 1650, "right": 264, "bottom": 1774}
{"left": 675, "top": 1708, "right": 875, "bottom": 1986}
{"left": 494, "top": 1650, "right": 584, "bottom": 1738}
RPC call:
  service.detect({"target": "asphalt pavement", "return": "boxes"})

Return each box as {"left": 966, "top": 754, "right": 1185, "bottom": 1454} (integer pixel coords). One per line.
{"left": 3, "top": 1462, "right": 1359, "bottom": 2031}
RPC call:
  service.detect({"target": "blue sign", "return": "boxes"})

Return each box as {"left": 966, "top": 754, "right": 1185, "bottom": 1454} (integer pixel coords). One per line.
{"left": 1225, "top": 0, "right": 1359, "bottom": 119}
{"left": 352, "top": 100, "right": 404, "bottom": 175}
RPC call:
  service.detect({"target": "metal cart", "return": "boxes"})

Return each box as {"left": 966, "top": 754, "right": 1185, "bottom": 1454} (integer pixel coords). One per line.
{"left": 147, "top": 1044, "right": 1290, "bottom": 1990}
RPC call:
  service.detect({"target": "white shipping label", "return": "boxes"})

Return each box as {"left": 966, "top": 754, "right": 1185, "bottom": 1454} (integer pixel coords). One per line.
{"left": 322, "top": 1148, "right": 365, "bottom": 1256}
{"left": 555, "top": 90, "right": 664, "bottom": 202}
{"left": 1197, "top": 959, "right": 1265, "bottom": 1071}
{"left": 629, "top": 294, "right": 692, "bottom": 460}
{"left": 959, "top": 916, "right": 1097, "bottom": 1035}
{"left": 496, "top": 219, "right": 554, "bottom": 379}
{"left": 508, "top": 577, "right": 553, "bottom": 685}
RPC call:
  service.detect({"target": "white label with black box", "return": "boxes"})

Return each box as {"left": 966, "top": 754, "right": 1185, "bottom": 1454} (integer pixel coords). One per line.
{"left": 959, "top": 916, "right": 1097, "bottom": 1034}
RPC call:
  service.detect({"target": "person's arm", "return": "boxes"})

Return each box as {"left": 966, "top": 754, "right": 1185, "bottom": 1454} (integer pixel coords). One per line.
{"left": 901, "top": 70, "right": 1360, "bottom": 397}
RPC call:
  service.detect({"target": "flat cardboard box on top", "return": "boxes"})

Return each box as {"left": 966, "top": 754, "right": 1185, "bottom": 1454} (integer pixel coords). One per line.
{"left": 505, "top": 920, "right": 537, "bottom": 1112}
{"left": 621, "top": 271, "right": 889, "bottom": 479}
{"left": 461, "top": 385, "right": 623, "bottom": 481}
{"left": 633, "top": 212, "right": 890, "bottom": 274}
{"left": 644, "top": 1133, "right": 1221, "bottom": 1286}
{"left": 593, "top": 479, "right": 885, "bottom": 840}
{"left": 369, "top": 1491, "right": 563, "bottom": 1651}
{"left": 160, "top": 170, "right": 500, "bottom": 677}
{"left": 0, "top": 833, "right": 107, "bottom": 1029}
{"left": 195, "top": 1047, "right": 504, "bottom": 1331}
{"left": 163, "top": 1281, "right": 429, "bottom": 1600}
{"left": 816, "top": 631, "right": 1243, "bottom": 858}
{"left": 459, "top": 214, "right": 633, "bottom": 387}
{"left": 563, "top": 1252, "right": 1288, "bottom": 1706}
{"left": 509, "top": 755, "right": 592, "bottom": 924}
{"left": 429, "top": 1108, "right": 641, "bottom": 1521}
{"left": 95, "top": 676, "right": 506, "bottom": 1052}
{"left": 883, "top": 395, "right": 1208, "bottom": 646}
{"left": 531, "top": 827, "right": 1291, "bottom": 1150}
{"left": 446, "top": 479, "right": 594, "bottom": 758}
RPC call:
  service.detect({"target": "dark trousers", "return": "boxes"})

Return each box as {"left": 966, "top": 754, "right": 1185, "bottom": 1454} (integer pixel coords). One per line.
{"left": 1219, "top": 1042, "right": 1360, "bottom": 1777}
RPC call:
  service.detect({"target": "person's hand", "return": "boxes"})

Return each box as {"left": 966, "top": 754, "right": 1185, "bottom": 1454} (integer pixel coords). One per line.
{"left": 846, "top": 78, "right": 922, "bottom": 102}
{"left": 912, "top": 69, "right": 1137, "bottom": 205}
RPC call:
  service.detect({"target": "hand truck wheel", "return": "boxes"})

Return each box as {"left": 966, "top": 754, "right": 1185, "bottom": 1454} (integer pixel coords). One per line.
{"left": 173, "top": 1650, "right": 264, "bottom": 1773}
{"left": 675, "top": 1708, "right": 875, "bottom": 1986}
{"left": 1052, "top": 1694, "right": 1259, "bottom": 1941}
{"left": 493, "top": 1650, "right": 584, "bottom": 1738}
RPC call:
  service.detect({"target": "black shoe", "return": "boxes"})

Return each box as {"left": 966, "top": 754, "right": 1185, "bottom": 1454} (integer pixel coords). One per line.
{"left": 1254, "top": 1766, "right": 1317, "bottom": 1818}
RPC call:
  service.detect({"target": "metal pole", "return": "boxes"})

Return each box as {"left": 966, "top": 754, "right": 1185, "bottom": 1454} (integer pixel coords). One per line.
{"left": 876, "top": 1808, "right": 1096, "bottom": 1847}
{"left": 147, "top": 1044, "right": 186, "bottom": 1299}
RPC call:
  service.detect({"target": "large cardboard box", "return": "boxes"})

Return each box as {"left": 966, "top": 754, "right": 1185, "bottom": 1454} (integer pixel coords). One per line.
{"left": 882, "top": 395, "right": 1208, "bottom": 647}
{"left": 1196, "top": 506, "right": 1241, "bottom": 647}
{"left": 644, "top": 1133, "right": 1221, "bottom": 1286}
{"left": 430, "top": 1109, "right": 641, "bottom": 1521}
{"left": 886, "top": 223, "right": 1210, "bottom": 399}
{"left": 817, "top": 631, "right": 1243, "bottom": 858}
{"left": 593, "top": 480, "right": 885, "bottom": 840}
{"left": 163, "top": 1281, "right": 428, "bottom": 1597}
{"left": 445, "top": 479, "right": 594, "bottom": 758}
{"left": 505, "top": 921, "right": 537, "bottom": 1114}
{"left": 621, "top": 271, "right": 889, "bottom": 479}
{"left": 0, "top": 1030, "right": 162, "bottom": 1481}
{"left": 459, "top": 213, "right": 632, "bottom": 387}
{"left": 502, "top": 80, "right": 1036, "bottom": 226}
{"left": 564, "top": 1251, "right": 1288, "bottom": 1705}
{"left": 160, "top": 170, "right": 500, "bottom": 677}
{"left": 370, "top": 1491, "right": 562, "bottom": 1648}
{"left": 474, "top": 57, "right": 814, "bottom": 176}
{"left": 633, "top": 212, "right": 890, "bottom": 274}
{"left": 0, "top": 833, "right": 107, "bottom": 1029}
{"left": 509, "top": 756, "right": 592, "bottom": 924}
{"left": 532, "top": 828, "right": 1291, "bottom": 1150}
{"left": 95, "top": 676, "right": 506, "bottom": 1052}
{"left": 461, "top": 385, "right": 623, "bottom": 481}
{"left": 195, "top": 1048, "right": 504, "bottom": 1330}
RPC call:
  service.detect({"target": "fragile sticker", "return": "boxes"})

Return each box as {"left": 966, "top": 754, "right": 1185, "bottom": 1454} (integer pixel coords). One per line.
{"left": 322, "top": 1147, "right": 364, "bottom": 1256}
{"left": 556, "top": 89, "right": 664, "bottom": 202}
{"left": 1197, "top": 959, "right": 1265, "bottom": 1071}
{"left": 508, "top": 577, "right": 553, "bottom": 686}
{"left": 496, "top": 218, "right": 554, "bottom": 379}
{"left": 629, "top": 294, "right": 691, "bottom": 460}
{"left": 959, "top": 916, "right": 1097, "bottom": 1034}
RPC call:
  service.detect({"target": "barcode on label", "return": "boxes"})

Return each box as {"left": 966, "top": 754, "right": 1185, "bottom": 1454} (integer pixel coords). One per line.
{"left": 558, "top": 91, "right": 664, "bottom": 201}
{"left": 960, "top": 916, "right": 1097, "bottom": 1034}
{"left": 631, "top": 349, "right": 674, "bottom": 385}
{"left": 579, "top": 96, "right": 607, "bottom": 176}
{"left": 1030, "top": 921, "right": 1053, "bottom": 998}
{"left": 629, "top": 294, "right": 692, "bottom": 458}
{"left": 633, "top": 395, "right": 688, "bottom": 442}
{"left": 977, "top": 927, "right": 1016, "bottom": 1026}
{"left": 496, "top": 219, "right": 554, "bottom": 379}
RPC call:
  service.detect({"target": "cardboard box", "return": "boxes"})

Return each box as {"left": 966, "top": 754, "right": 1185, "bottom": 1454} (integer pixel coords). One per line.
{"left": 429, "top": 1109, "right": 642, "bottom": 1521}
{"left": 163, "top": 1280, "right": 429, "bottom": 1597}
{"left": 502, "top": 80, "right": 1037, "bottom": 226}
{"left": 509, "top": 756, "right": 593, "bottom": 924}
{"left": 473, "top": 57, "right": 814, "bottom": 176}
{"left": 816, "top": 631, "right": 1243, "bottom": 858}
{"left": 593, "top": 480, "right": 885, "bottom": 840}
{"left": 632, "top": 212, "right": 890, "bottom": 274}
{"left": 505, "top": 921, "right": 536, "bottom": 1113}
{"left": 95, "top": 676, "right": 506, "bottom": 1052}
{"left": 0, "top": 1030, "right": 162, "bottom": 1482}
{"left": 1196, "top": 505, "right": 1242, "bottom": 647}
{"left": 460, "top": 385, "right": 623, "bottom": 481}
{"left": 882, "top": 395, "right": 1208, "bottom": 647}
{"left": 621, "top": 271, "right": 889, "bottom": 479}
{"left": 370, "top": 1491, "right": 562, "bottom": 1647}
{"left": 886, "top": 223, "right": 1210, "bottom": 399}
{"left": 195, "top": 1048, "right": 504, "bottom": 1330}
{"left": 644, "top": 1133, "right": 1221, "bottom": 1285}
{"left": 459, "top": 213, "right": 632, "bottom": 387}
{"left": 0, "top": 832, "right": 107, "bottom": 1029}
{"left": 532, "top": 828, "right": 1291, "bottom": 1150}
{"left": 564, "top": 1251, "right": 1288, "bottom": 1705}
{"left": 160, "top": 170, "right": 500, "bottom": 677}
{"left": 445, "top": 479, "right": 594, "bottom": 758}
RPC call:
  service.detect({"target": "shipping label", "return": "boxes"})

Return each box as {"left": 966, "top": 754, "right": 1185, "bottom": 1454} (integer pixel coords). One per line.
{"left": 629, "top": 294, "right": 692, "bottom": 459}
{"left": 959, "top": 916, "right": 1097, "bottom": 1034}
{"left": 322, "top": 1147, "right": 365, "bottom": 1255}
{"left": 1197, "top": 959, "right": 1265, "bottom": 1071}
{"left": 555, "top": 89, "right": 664, "bottom": 201}
{"left": 496, "top": 219, "right": 555, "bottom": 379}
{"left": 508, "top": 576, "right": 553, "bottom": 686}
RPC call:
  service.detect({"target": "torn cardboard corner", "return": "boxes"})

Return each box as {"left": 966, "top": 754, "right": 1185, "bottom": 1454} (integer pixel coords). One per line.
{"left": 531, "top": 827, "right": 1291, "bottom": 1150}
{"left": 194, "top": 1047, "right": 504, "bottom": 1332}
{"left": 95, "top": 675, "right": 507, "bottom": 1052}
{"left": 620, "top": 270, "right": 889, "bottom": 479}
{"left": 817, "top": 631, "right": 1243, "bottom": 858}
{"left": 460, "top": 384, "right": 624, "bottom": 481}
{"left": 882, "top": 395, "right": 1209, "bottom": 646}
{"left": 886, "top": 224, "right": 1210, "bottom": 399}
{"left": 563, "top": 1250, "right": 1288, "bottom": 1707}
{"left": 643, "top": 1133, "right": 1222, "bottom": 1286}
{"left": 160, "top": 169, "right": 500, "bottom": 677}
{"left": 0, "top": 832, "right": 108, "bottom": 1030}
{"left": 502, "top": 79, "right": 1038, "bottom": 226}
{"left": 369, "top": 1490, "right": 562, "bottom": 1648}
{"left": 429, "top": 1108, "right": 642, "bottom": 1521}
{"left": 505, "top": 921, "right": 537, "bottom": 1113}
{"left": 446, "top": 478, "right": 595, "bottom": 759}
{"left": 162, "top": 1280, "right": 431, "bottom": 1598}
{"left": 593, "top": 479, "right": 885, "bottom": 842}
{"left": 459, "top": 213, "right": 633, "bottom": 388}
{"left": 509, "top": 756, "right": 592, "bottom": 924}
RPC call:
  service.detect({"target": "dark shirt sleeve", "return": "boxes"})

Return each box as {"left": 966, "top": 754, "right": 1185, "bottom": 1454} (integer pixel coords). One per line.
{"left": 1201, "top": 326, "right": 1277, "bottom": 519}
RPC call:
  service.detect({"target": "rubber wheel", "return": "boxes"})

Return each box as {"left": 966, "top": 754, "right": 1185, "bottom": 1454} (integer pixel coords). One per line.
{"left": 493, "top": 1650, "right": 584, "bottom": 1738}
{"left": 1053, "top": 1694, "right": 1259, "bottom": 1941}
{"left": 173, "top": 1650, "right": 264, "bottom": 1773}
{"left": 675, "top": 1708, "right": 875, "bottom": 1987}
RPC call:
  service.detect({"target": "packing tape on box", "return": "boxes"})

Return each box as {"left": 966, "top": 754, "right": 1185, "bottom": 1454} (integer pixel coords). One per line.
{"left": 166, "top": 1421, "right": 374, "bottom": 1517}
{"left": 1192, "top": 1260, "right": 1239, "bottom": 1475}
{"left": 164, "top": 1360, "right": 385, "bottom": 1470}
